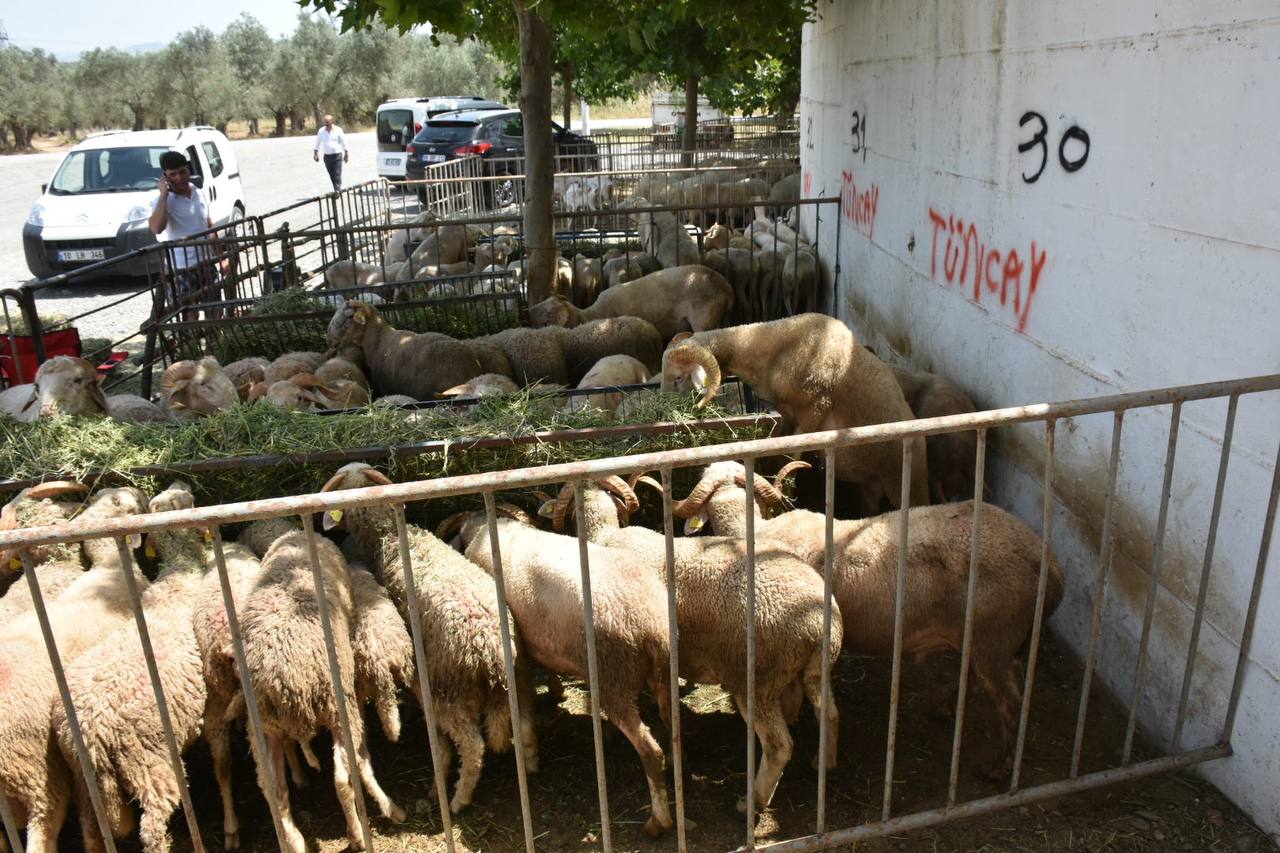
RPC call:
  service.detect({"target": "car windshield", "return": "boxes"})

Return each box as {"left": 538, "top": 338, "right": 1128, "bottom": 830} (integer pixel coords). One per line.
{"left": 48, "top": 145, "right": 169, "bottom": 195}
{"left": 415, "top": 122, "right": 481, "bottom": 143}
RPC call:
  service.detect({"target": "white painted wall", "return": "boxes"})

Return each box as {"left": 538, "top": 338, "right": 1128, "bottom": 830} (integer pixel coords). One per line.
{"left": 800, "top": 1, "right": 1280, "bottom": 838}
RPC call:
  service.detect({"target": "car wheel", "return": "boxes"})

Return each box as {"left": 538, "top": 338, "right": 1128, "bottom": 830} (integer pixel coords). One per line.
{"left": 231, "top": 203, "right": 245, "bottom": 221}
{"left": 495, "top": 177, "right": 517, "bottom": 208}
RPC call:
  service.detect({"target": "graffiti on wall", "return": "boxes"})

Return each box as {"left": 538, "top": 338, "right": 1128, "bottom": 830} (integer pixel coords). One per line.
{"left": 928, "top": 207, "right": 1047, "bottom": 333}
{"left": 850, "top": 109, "right": 868, "bottom": 163}
{"left": 842, "top": 168, "right": 879, "bottom": 238}
{"left": 1019, "top": 111, "right": 1091, "bottom": 183}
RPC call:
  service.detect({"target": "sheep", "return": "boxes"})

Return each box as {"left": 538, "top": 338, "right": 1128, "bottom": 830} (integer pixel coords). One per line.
{"left": 371, "top": 394, "right": 419, "bottom": 408}
{"left": 0, "top": 356, "right": 108, "bottom": 422}
{"left": 439, "top": 373, "right": 520, "bottom": 399}
{"left": 321, "top": 464, "right": 537, "bottom": 813}
{"left": 234, "top": 525, "right": 405, "bottom": 853}
{"left": 410, "top": 221, "right": 472, "bottom": 266}
{"left": 678, "top": 460, "right": 1064, "bottom": 778}
{"left": 323, "top": 259, "right": 396, "bottom": 289}
{"left": 52, "top": 481, "right": 214, "bottom": 853}
{"left": 0, "top": 481, "right": 89, "bottom": 580}
{"left": 631, "top": 200, "right": 701, "bottom": 268}
{"left": 702, "top": 247, "right": 764, "bottom": 324}
{"left": 528, "top": 265, "right": 734, "bottom": 342}
{"left": 683, "top": 177, "right": 770, "bottom": 228}
{"left": 885, "top": 366, "right": 981, "bottom": 503}
{"left": 547, "top": 477, "right": 843, "bottom": 812}
{"left": 325, "top": 300, "right": 489, "bottom": 399}
{"left": 263, "top": 352, "right": 325, "bottom": 387}
{"left": 768, "top": 173, "right": 803, "bottom": 216}
{"left": 565, "top": 355, "right": 650, "bottom": 413}
{"left": 347, "top": 568, "right": 416, "bottom": 744}
{"left": 447, "top": 507, "right": 674, "bottom": 835}
{"left": 704, "top": 222, "right": 733, "bottom": 252}
{"left": 471, "top": 317, "right": 664, "bottom": 388}
{"left": 262, "top": 377, "right": 332, "bottom": 412}
{"left": 661, "top": 314, "right": 930, "bottom": 511}
{"left": 158, "top": 358, "right": 240, "bottom": 420}
{"left": 782, "top": 248, "right": 818, "bottom": 316}
{"left": 315, "top": 356, "right": 369, "bottom": 390}
{"left": 570, "top": 253, "right": 602, "bottom": 308}
{"left": 0, "top": 486, "right": 150, "bottom": 853}
{"left": 222, "top": 357, "right": 269, "bottom": 402}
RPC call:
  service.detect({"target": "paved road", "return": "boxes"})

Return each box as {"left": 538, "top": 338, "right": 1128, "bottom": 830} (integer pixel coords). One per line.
{"left": 0, "top": 132, "right": 382, "bottom": 342}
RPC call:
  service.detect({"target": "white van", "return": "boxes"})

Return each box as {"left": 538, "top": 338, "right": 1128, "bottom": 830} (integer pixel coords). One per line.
{"left": 23, "top": 126, "right": 247, "bottom": 280}
{"left": 375, "top": 96, "right": 507, "bottom": 179}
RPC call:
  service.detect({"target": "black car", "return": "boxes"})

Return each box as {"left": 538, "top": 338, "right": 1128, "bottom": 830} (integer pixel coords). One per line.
{"left": 405, "top": 109, "right": 599, "bottom": 206}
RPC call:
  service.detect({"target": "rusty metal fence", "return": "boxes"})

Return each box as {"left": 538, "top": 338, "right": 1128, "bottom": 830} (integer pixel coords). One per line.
{"left": 0, "top": 373, "right": 1275, "bottom": 852}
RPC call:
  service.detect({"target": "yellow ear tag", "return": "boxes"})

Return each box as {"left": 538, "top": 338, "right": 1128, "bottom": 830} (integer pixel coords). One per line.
{"left": 688, "top": 515, "right": 704, "bottom": 531}
{"left": 9, "top": 557, "right": 22, "bottom": 570}
{"left": 537, "top": 500, "right": 555, "bottom": 518}
{"left": 330, "top": 510, "right": 343, "bottom": 524}
{"left": 145, "top": 543, "right": 157, "bottom": 559}
{"left": 202, "top": 529, "right": 213, "bottom": 543}
{"left": 322, "top": 509, "right": 343, "bottom": 531}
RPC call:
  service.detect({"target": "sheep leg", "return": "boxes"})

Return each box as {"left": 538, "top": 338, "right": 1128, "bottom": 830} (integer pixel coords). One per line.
{"left": 256, "top": 735, "right": 306, "bottom": 853}
{"left": 734, "top": 698, "right": 793, "bottom": 815}
{"left": 608, "top": 704, "right": 672, "bottom": 837}
{"left": 974, "top": 658, "right": 1023, "bottom": 781}
{"left": 330, "top": 738, "right": 365, "bottom": 852}
{"left": 283, "top": 741, "right": 309, "bottom": 788}
{"left": 134, "top": 758, "right": 180, "bottom": 853}
{"left": 353, "top": 737, "right": 406, "bottom": 823}
{"left": 804, "top": 651, "right": 840, "bottom": 771}
{"left": 69, "top": 770, "right": 110, "bottom": 853}
{"left": 514, "top": 666, "right": 539, "bottom": 773}
{"left": 438, "top": 707, "right": 486, "bottom": 814}
{"left": 204, "top": 716, "right": 240, "bottom": 850}
{"left": 21, "top": 765, "right": 70, "bottom": 853}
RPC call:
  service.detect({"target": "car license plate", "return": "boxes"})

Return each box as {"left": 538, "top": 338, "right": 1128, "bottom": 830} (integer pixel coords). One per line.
{"left": 425, "top": 154, "right": 447, "bottom": 163}
{"left": 380, "top": 153, "right": 406, "bottom": 168}
{"left": 57, "top": 248, "right": 105, "bottom": 262}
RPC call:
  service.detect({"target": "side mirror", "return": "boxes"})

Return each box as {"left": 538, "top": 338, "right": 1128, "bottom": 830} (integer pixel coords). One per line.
{"left": 189, "top": 173, "right": 204, "bottom": 189}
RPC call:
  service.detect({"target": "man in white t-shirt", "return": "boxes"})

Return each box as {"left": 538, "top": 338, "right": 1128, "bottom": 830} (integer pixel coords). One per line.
{"left": 313, "top": 114, "right": 348, "bottom": 192}
{"left": 148, "top": 150, "right": 226, "bottom": 318}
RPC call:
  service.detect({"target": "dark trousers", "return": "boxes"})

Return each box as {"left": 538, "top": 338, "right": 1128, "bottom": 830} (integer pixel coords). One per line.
{"left": 323, "top": 153, "right": 343, "bottom": 191}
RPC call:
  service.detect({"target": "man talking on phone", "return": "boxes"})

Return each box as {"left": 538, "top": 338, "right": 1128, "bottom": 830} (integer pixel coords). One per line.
{"left": 149, "top": 150, "right": 227, "bottom": 320}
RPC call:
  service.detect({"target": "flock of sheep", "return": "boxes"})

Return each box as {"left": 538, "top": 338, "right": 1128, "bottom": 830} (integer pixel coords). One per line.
{"left": 0, "top": 167, "right": 1069, "bottom": 852}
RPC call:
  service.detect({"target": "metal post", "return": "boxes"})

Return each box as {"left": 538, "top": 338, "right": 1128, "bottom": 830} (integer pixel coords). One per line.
{"left": 391, "top": 507, "right": 456, "bottom": 852}
{"left": 1173, "top": 395, "right": 1238, "bottom": 750}
{"left": 743, "top": 456, "right": 758, "bottom": 846}
{"left": 480, "top": 493, "right": 537, "bottom": 853}
{"left": 1122, "top": 403, "right": 1182, "bottom": 765}
{"left": 18, "top": 548, "right": 119, "bottom": 853}
{"left": 1011, "top": 419, "right": 1058, "bottom": 791}
{"left": 816, "top": 449, "right": 836, "bottom": 833}
{"left": 1070, "top": 410, "right": 1124, "bottom": 779}
{"left": 572, "top": 480, "right": 614, "bottom": 852}
{"left": 112, "top": 538, "right": 205, "bottom": 852}
{"left": 660, "top": 467, "right": 689, "bottom": 852}
{"left": 298, "top": 514, "right": 374, "bottom": 852}
{"left": 947, "top": 429, "right": 987, "bottom": 807}
{"left": 882, "top": 441, "right": 913, "bottom": 821}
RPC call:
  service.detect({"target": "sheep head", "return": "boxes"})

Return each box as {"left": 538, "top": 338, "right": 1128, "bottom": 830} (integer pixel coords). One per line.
{"left": 438, "top": 373, "right": 519, "bottom": 399}
{"left": 527, "top": 295, "right": 578, "bottom": 329}
{"left": 0, "top": 481, "right": 90, "bottom": 572}
{"left": 223, "top": 357, "right": 268, "bottom": 401}
{"left": 544, "top": 477, "right": 640, "bottom": 532}
{"left": 326, "top": 300, "right": 383, "bottom": 358}
{"left": 31, "top": 356, "right": 109, "bottom": 418}
{"left": 661, "top": 342, "right": 721, "bottom": 407}
{"left": 437, "top": 502, "right": 532, "bottom": 550}
{"left": 160, "top": 358, "right": 238, "bottom": 419}
{"left": 318, "top": 463, "right": 394, "bottom": 530}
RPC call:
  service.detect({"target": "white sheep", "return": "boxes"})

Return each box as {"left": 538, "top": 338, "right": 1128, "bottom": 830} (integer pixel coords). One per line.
{"left": 158, "top": 358, "right": 239, "bottom": 420}
{"left": 630, "top": 200, "right": 701, "bottom": 268}
{"left": 0, "top": 486, "right": 151, "bottom": 853}
{"left": 564, "top": 355, "right": 651, "bottom": 413}
{"left": 0, "top": 356, "right": 109, "bottom": 422}
{"left": 322, "top": 465, "right": 537, "bottom": 813}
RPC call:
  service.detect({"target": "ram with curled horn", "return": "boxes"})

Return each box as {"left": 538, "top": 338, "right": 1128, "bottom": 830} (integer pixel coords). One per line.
{"left": 542, "top": 477, "right": 641, "bottom": 534}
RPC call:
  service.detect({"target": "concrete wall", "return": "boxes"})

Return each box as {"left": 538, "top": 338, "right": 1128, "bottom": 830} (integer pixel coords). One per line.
{"left": 800, "top": 1, "right": 1279, "bottom": 838}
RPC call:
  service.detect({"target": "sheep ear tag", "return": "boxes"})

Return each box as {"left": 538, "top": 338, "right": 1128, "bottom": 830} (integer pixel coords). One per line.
{"left": 688, "top": 365, "right": 709, "bottom": 393}
{"left": 323, "top": 509, "right": 343, "bottom": 531}
{"left": 127, "top": 533, "right": 143, "bottom": 550}
{"left": 537, "top": 499, "right": 556, "bottom": 519}
{"left": 9, "top": 556, "right": 22, "bottom": 571}
{"left": 144, "top": 533, "right": 158, "bottom": 559}
{"left": 683, "top": 515, "right": 705, "bottom": 535}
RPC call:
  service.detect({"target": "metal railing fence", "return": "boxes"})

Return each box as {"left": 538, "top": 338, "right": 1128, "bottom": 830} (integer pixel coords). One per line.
{"left": 0, "top": 373, "right": 1274, "bottom": 852}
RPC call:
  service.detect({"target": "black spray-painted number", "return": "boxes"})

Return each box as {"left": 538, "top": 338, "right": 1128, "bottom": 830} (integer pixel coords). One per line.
{"left": 806, "top": 116, "right": 814, "bottom": 151}
{"left": 850, "top": 110, "right": 867, "bottom": 162}
{"left": 1019, "top": 111, "right": 1090, "bottom": 183}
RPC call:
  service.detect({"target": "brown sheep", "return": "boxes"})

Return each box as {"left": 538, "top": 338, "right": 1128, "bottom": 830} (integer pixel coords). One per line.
{"left": 661, "top": 314, "right": 929, "bottom": 511}
{"left": 890, "top": 365, "right": 981, "bottom": 503}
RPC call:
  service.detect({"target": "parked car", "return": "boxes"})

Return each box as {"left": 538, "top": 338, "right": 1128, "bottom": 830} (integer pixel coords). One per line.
{"left": 23, "top": 126, "right": 246, "bottom": 280}
{"left": 404, "top": 109, "right": 599, "bottom": 205}
{"left": 375, "top": 96, "right": 507, "bottom": 180}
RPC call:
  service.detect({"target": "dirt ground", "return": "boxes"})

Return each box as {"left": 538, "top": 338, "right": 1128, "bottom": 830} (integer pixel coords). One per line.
{"left": 53, "top": 628, "right": 1272, "bottom": 853}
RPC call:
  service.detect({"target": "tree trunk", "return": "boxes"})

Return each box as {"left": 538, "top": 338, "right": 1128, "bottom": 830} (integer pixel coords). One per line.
{"left": 0, "top": 127, "right": 9, "bottom": 148}
{"left": 682, "top": 71, "right": 699, "bottom": 168}
{"left": 514, "top": 0, "right": 557, "bottom": 305}
{"left": 130, "top": 109, "right": 146, "bottom": 132}
{"left": 562, "top": 61, "right": 574, "bottom": 131}
{"left": 250, "top": 118, "right": 260, "bottom": 136}
{"left": 13, "top": 126, "right": 30, "bottom": 150}
{"left": 273, "top": 111, "right": 286, "bottom": 137}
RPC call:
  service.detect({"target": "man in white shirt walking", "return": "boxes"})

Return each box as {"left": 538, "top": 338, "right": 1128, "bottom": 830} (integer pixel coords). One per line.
{"left": 313, "top": 114, "right": 348, "bottom": 192}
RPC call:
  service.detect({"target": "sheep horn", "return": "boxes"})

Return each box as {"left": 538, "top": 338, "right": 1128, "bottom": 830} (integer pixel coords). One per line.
{"left": 628, "top": 472, "right": 665, "bottom": 497}
{"left": 599, "top": 476, "right": 639, "bottom": 515}
{"left": 319, "top": 470, "right": 355, "bottom": 493}
{"left": 90, "top": 377, "right": 110, "bottom": 415}
{"left": 733, "top": 470, "right": 784, "bottom": 508}
{"left": 23, "top": 481, "right": 90, "bottom": 501}
{"left": 551, "top": 483, "right": 576, "bottom": 532}
{"left": 435, "top": 512, "right": 471, "bottom": 540}
{"left": 495, "top": 502, "right": 533, "bottom": 526}
{"left": 362, "top": 468, "right": 394, "bottom": 487}
{"left": 671, "top": 473, "right": 725, "bottom": 519}
{"left": 772, "top": 460, "right": 812, "bottom": 493}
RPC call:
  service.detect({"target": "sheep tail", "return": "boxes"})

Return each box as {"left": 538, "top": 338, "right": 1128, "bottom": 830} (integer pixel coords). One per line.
{"left": 484, "top": 691, "right": 513, "bottom": 754}
{"left": 375, "top": 691, "right": 403, "bottom": 744}
{"left": 95, "top": 759, "right": 132, "bottom": 840}
{"left": 223, "top": 689, "right": 245, "bottom": 723}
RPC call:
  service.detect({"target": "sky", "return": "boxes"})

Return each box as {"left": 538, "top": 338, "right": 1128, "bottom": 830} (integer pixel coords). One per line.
{"left": 2, "top": 0, "right": 318, "bottom": 59}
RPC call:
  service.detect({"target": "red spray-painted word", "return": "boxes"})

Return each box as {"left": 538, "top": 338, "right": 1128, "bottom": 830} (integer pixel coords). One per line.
{"left": 842, "top": 168, "right": 879, "bottom": 239}
{"left": 927, "top": 208, "right": 1047, "bottom": 333}
{"left": 803, "top": 170, "right": 813, "bottom": 197}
